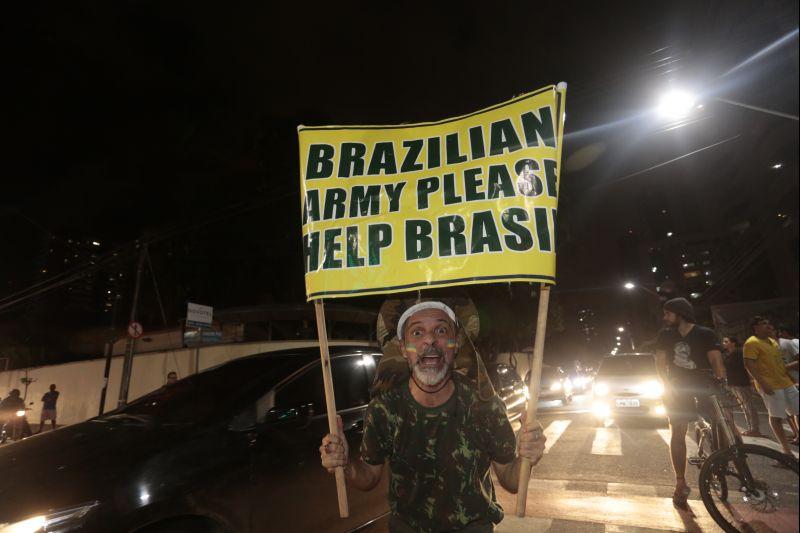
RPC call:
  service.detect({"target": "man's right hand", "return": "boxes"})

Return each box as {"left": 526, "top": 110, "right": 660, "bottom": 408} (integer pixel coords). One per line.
{"left": 320, "top": 415, "right": 349, "bottom": 473}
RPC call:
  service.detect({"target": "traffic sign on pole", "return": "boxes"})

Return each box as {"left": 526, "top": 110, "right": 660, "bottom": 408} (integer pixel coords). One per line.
{"left": 127, "top": 321, "right": 144, "bottom": 339}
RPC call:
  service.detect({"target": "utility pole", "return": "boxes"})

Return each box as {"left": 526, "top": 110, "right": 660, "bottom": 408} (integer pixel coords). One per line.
{"left": 117, "top": 243, "right": 147, "bottom": 408}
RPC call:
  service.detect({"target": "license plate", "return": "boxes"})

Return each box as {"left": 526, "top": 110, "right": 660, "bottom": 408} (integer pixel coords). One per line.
{"left": 616, "top": 399, "right": 640, "bottom": 408}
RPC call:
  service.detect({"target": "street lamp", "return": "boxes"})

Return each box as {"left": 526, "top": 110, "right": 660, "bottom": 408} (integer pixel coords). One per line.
{"left": 657, "top": 89, "right": 798, "bottom": 122}
{"left": 617, "top": 326, "right": 625, "bottom": 333}
{"left": 623, "top": 281, "right": 660, "bottom": 298}
{"left": 623, "top": 282, "right": 636, "bottom": 290}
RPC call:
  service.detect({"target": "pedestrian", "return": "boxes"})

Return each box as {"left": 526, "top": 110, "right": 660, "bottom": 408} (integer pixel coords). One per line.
{"left": 654, "top": 297, "right": 728, "bottom": 510}
{"left": 721, "top": 336, "right": 762, "bottom": 437}
{"left": 0, "top": 389, "right": 25, "bottom": 424}
{"left": 743, "top": 316, "right": 800, "bottom": 452}
{"left": 38, "top": 384, "right": 59, "bottom": 433}
{"left": 776, "top": 324, "right": 799, "bottom": 384}
{"left": 320, "top": 299, "right": 546, "bottom": 533}
{"left": 166, "top": 371, "right": 178, "bottom": 386}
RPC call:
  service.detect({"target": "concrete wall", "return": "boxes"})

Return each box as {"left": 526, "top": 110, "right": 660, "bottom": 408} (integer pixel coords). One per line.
{"left": 0, "top": 340, "right": 374, "bottom": 426}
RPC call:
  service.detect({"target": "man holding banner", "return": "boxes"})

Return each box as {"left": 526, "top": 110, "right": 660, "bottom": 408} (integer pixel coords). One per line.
{"left": 320, "top": 299, "right": 546, "bottom": 532}
{"left": 301, "top": 83, "right": 567, "bottom": 528}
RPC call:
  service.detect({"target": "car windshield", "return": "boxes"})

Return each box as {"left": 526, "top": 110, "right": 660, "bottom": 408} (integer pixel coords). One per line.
{"left": 597, "top": 356, "right": 656, "bottom": 377}
{"left": 103, "top": 354, "right": 310, "bottom": 424}
{"left": 540, "top": 366, "right": 562, "bottom": 382}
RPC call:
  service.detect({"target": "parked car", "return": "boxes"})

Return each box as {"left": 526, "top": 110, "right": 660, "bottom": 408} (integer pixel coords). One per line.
{"left": 0, "top": 347, "right": 390, "bottom": 533}
{"left": 524, "top": 364, "right": 573, "bottom": 405}
{"left": 591, "top": 353, "right": 666, "bottom": 425}
{"left": 485, "top": 363, "right": 527, "bottom": 429}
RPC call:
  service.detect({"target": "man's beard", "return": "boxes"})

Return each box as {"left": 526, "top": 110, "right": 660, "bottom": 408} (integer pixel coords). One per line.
{"left": 411, "top": 345, "right": 452, "bottom": 387}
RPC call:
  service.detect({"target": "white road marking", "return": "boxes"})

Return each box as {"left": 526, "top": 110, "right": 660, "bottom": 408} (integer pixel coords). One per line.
{"left": 736, "top": 424, "right": 800, "bottom": 458}
{"left": 657, "top": 428, "right": 700, "bottom": 457}
{"left": 592, "top": 427, "right": 622, "bottom": 455}
{"left": 542, "top": 419, "right": 572, "bottom": 454}
{"left": 606, "top": 482, "right": 658, "bottom": 497}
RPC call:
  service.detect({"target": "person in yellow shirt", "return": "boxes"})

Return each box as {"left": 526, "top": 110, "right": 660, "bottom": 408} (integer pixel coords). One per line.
{"left": 743, "top": 316, "right": 799, "bottom": 456}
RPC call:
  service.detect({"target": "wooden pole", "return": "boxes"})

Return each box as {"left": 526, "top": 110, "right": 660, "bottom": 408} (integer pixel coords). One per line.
{"left": 314, "top": 299, "right": 349, "bottom": 518}
{"left": 515, "top": 283, "right": 551, "bottom": 516}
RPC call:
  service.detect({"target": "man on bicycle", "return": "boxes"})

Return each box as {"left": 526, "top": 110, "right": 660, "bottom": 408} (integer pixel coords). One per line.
{"left": 655, "top": 297, "right": 727, "bottom": 510}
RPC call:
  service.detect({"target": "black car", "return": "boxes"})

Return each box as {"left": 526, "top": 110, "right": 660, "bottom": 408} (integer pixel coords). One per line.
{"left": 485, "top": 363, "right": 527, "bottom": 430}
{"left": 0, "top": 346, "right": 391, "bottom": 533}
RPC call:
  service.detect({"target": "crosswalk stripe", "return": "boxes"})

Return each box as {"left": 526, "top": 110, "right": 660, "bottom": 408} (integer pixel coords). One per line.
{"left": 735, "top": 424, "right": 800, "bottom": 459}
{"left": 592, "top": 427, "right": 622, "bottom": 455}
{"left": 656, "top": 428, "right": 699, "bottom": 457}
{"left": 543, "top": 419, "right": 572, "bottom": 454}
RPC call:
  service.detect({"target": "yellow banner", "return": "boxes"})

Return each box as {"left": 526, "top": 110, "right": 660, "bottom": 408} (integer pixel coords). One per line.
{"left": 298, "top": 84, "right": 566, "bottom": 300}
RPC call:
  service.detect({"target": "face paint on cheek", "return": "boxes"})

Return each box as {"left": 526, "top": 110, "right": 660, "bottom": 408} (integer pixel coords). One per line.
{"left": 404, "top": 343, "right": 418, "bottom": 354}
{"left": 446, "top": 339, "right": 456, "bottom": 349}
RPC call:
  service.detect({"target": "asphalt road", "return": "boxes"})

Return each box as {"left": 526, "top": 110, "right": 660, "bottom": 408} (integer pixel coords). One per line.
{"left": 492, "top": 392, "right": 799, "bottom": 533}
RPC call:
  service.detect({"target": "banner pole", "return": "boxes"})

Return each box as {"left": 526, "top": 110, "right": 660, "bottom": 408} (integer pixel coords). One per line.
{"left": 515, "top": 283, "right": 551, "bottom": 516}
{"left": 314, "top": 299, "right": 349, "bottom": 518}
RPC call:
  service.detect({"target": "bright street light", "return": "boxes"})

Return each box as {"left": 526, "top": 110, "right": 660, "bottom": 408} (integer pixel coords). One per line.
{"left": 623, "top": 282, "right": 636, "bottom": 290}
{"left": 772, "top": 163, "right": 783, "bottom": 169}
{"left": 617, "top": 326, "right": 625, "bottom": 333}
{"left": 657, "top": 89, "right": 696, "bottom": 119}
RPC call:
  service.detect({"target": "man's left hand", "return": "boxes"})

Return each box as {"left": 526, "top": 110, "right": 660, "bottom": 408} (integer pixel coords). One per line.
{"left": 517, "top": 411, "right": 546, "bottom": 465}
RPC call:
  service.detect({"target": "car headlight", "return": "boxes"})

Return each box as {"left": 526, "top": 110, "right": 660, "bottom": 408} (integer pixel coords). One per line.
{"left": 638, "top": 380, "right": 664, "bottom": 398}
{"left": 563, "top": 378, "right": 573, "bottom": 392}
{"left": 0, "top": 502, "right": 99, "bottom": 533}
{"left": 15, "top": 410, "right": 25, "bottom": 418}
{"left": 549, "top": 381, "right": 562, "bottom": 391}
{"left": 594, "top": 382, "right": 609, "bottom": 397}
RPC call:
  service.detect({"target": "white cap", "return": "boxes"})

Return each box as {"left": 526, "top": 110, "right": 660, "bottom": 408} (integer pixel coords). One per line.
{"left": 397, "top": 301, "right": 457, "bottom": 339}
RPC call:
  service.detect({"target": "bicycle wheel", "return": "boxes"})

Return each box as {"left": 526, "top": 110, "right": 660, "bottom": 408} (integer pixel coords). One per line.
{"left": 699, "top": 444, "right": 798, "bottom": 533}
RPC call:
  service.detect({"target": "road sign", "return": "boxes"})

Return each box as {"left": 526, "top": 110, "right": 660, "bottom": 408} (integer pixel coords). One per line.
{"left": 127, "top": 321, "right": 144, "bottom": 339}
{"left": 187, "top": 302, "right": 213, "bottom": 328}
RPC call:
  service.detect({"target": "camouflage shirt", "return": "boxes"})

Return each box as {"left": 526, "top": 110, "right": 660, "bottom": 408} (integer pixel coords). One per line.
{"left": 360, "top": 372, "right": 517, "bottom": 532}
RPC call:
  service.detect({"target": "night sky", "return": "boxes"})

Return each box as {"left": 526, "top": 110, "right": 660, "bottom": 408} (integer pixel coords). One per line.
{"left": 2, "top": 1, "right": 798, "bottom": 365}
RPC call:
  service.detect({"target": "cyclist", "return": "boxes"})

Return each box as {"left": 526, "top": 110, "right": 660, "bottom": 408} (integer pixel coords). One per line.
{"left": 655, "top": 298, "right": 727, "bottom": 510}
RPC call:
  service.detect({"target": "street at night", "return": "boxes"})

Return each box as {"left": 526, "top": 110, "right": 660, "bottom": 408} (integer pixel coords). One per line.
{"left": 2, "top": 1, "right": 798, "bottom": 532}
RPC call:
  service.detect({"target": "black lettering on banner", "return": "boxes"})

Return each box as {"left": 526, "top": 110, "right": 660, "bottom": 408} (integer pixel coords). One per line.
{"left": 306, "top": 144, "right": 335, "bottom": 180}
{"left": 338, "top": 143, "right": 367, "bottom": 177}
{"left": 521, "top": 106, "right": 556, "bottom": 148}
{"left": 417, "top": 177, "right": 440, "bottom": 210}
{"left": 400, "top": 140, "right": 424, "bottom": 173}
{"left": 323, "top": 188, "right": 347, "bottom": 220}
{"left": 406, "top": 220, "right": 433, "bottom": 260}
{"left": 489, "top": 119, "right": 523, "bottom": 156}
{"left": 367, "top": 142, "right": 398, "bottom": 176}
{"left": 443, "top": 173, "right": 463, "bottom": 206}
{"left": 470, "top": 211, "right": 502, "bottom": 254}
{"left": 543, "top": 159, "right": 558, "bottom": 198}
{"left": 303, "top": 232, "right": 320, "bottom": 272}
{"left": 322, "top": 228, "right": 343, "bottom": 269}
{"left": 438, "top": 215, "right": 467, "bottom": 257}
{"left": 534, "top": 207, "right": 551, "bottom": 251}
{"left": 501, "top": 208, "right": 533, "bottom": 251}
{"left": 463, "top": 167, "right": 485, "bottom": 202}
{"left": 368, "top": 223, "right": 392, "bottom": 266}
{"left": 303, "top": 190, "right": 321, "bottom": 224}
{"left": 469, "top": 126, "right": 485, "bottom": 159}
{"left": 445, "top": 133, "right": 468, "bottom": 164}
{"left": 346, "top": 226, "right": 365, "bottom": 268}
{"left": 427, "top": 137, "right": 441, "bottom": 169}
{"left": 384, "top": 182, "right": 406, "bottom": 212}
{"left": 349, "top": 185, "right": 381, "bottom": 218}
{"left": 551, "top": 208, "right": 558, "bottom": 250}
{"left": 487, "top": 164, "right": 516, "bottom": 199}
{"left": 514, "top": 159, "right": 544, "bottom": 197}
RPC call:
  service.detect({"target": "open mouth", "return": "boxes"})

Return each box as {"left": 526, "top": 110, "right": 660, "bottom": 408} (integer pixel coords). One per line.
{"left": 419, "top": 354, "right": 444, "bottom": 368}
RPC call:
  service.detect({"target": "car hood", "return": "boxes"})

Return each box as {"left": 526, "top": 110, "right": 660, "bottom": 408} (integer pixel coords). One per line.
{"left": 0, "top": 417, "right": 178, "bottom": 523}
{"left": 594, "top": 375, "right": 659, "bottom": 392}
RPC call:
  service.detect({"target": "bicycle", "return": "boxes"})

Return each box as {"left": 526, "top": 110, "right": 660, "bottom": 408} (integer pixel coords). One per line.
{"left": 688, "top": 386, "right": 798, "bottom": 532}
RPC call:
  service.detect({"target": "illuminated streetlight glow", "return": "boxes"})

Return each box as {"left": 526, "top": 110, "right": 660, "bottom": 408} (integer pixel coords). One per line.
{"left": 617, "top": 326, "right": 625, "bottom": 333}
{"left": 666, "top": 232, "right": 673, "bottom": 237}
{"left": 623, "top": 282, "right": 635, "bottom": 290}
{"left": 771, "top": 163, "right": 783, "bottom": 169}
{"left": 657, "top": 90, "right": 696, "bottom": 119}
